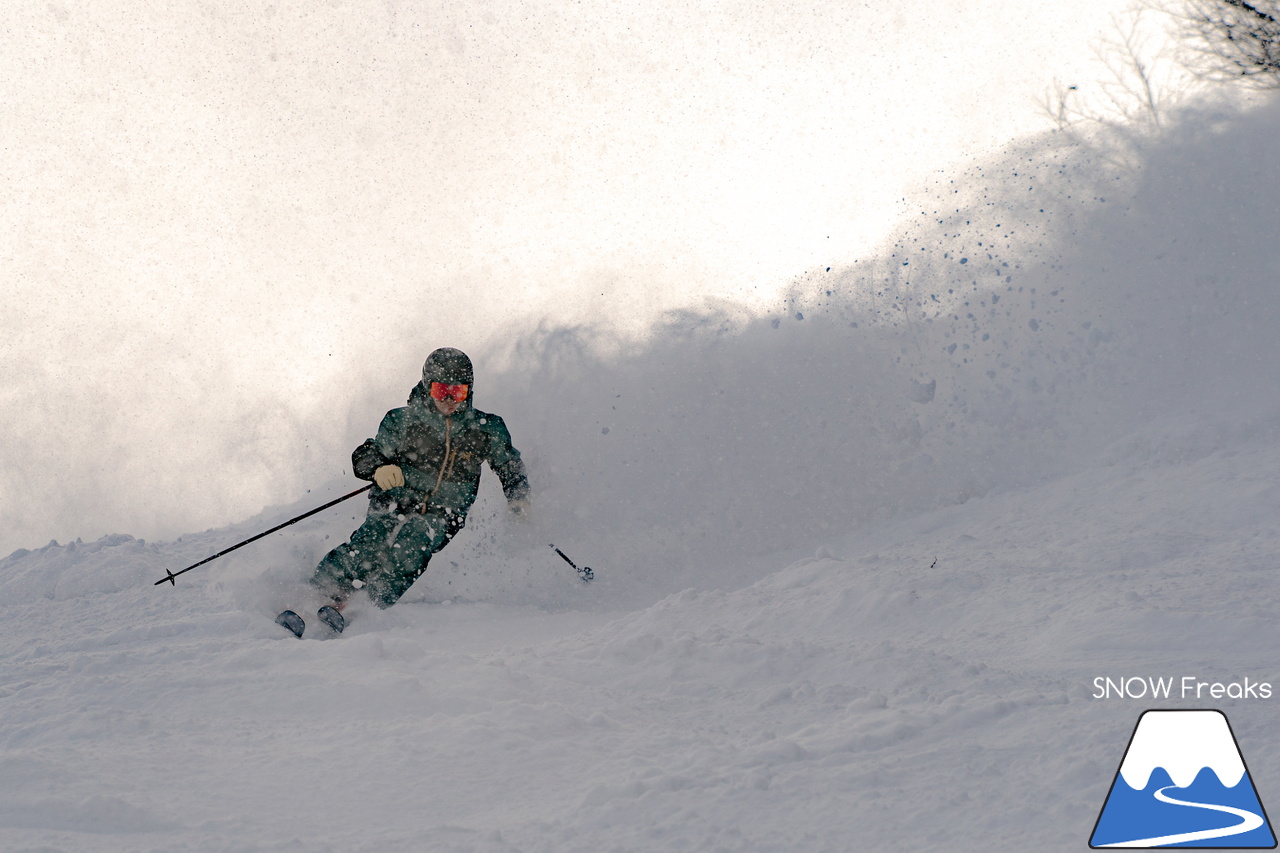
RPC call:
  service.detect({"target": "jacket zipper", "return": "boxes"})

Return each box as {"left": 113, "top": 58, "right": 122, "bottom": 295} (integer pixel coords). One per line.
{"left": 421, "top": 415, "right": 456, "bottom": 514}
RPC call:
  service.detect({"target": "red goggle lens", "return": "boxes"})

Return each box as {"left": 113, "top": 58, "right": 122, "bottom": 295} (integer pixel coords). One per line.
{"left": 429, "top": 382, "right": 469, "bottom": 403}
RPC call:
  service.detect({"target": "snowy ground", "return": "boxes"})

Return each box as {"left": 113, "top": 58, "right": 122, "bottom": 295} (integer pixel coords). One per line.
{"left": 3, "top": 92, "right": 1280, "bottom": 853}
{"left": 2, "top": 409, "right": 1279, "bottom": 852}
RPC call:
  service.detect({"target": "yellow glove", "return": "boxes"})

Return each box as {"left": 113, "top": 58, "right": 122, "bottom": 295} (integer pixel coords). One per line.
{"left": 374, "top": 465, "right": 405, "bottom": 490}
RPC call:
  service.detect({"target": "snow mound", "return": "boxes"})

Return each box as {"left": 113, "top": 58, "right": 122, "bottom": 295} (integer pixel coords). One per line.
{"left": 0, "top": 534, "right": 162, "bottom": 602}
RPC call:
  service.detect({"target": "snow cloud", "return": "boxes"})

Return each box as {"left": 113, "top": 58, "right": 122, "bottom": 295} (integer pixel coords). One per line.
{"left": 1, "top": 0, "right": 1176, "bottom": 555}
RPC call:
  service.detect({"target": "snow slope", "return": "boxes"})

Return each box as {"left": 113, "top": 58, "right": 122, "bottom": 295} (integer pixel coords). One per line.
{"left": 2, "top": 99, "right": 1279, "bottom": 852}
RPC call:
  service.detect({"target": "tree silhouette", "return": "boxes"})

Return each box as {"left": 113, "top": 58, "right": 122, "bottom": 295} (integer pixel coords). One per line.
{"left": 1179, "top": 0, "right": 1280, "bottom": 87}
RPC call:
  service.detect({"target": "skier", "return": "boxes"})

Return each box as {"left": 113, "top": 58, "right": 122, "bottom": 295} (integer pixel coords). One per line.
{"left": 277, "top": 347, "right": 530, "bottom": 638}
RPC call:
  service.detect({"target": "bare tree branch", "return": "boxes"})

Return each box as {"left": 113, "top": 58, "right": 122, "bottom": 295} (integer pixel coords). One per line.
{"left": 1038, "top": 10, "right": 1192, "bottom": 167}
{"left": 1176, "top": 0, "right": 1280, "bottom": 87}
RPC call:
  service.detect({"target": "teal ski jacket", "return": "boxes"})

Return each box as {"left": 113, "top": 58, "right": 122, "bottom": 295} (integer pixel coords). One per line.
{"left": 351, "top": 382, "right": 529, "bottom": 518}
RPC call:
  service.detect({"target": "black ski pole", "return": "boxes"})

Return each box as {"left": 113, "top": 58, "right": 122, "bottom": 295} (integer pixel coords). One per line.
{"left": 154, "top": 484, "right": 372, "bottom": 587}
{"left": 549, "top": 544, "right": 594, "bottom": 582}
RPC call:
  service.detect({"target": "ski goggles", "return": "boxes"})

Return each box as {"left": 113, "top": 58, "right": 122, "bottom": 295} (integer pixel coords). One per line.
{"left": 429, "top": 382, "right": 469, "bottom": 403}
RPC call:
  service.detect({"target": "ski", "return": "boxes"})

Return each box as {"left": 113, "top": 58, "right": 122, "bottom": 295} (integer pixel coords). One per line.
{"left": 317, "top": 605, "right": 345, "bottom": 634}
{"left": 275, "top": 610, "right": 305, "bottom": 639}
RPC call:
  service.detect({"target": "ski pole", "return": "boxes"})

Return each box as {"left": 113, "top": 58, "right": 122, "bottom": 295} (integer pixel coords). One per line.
{"left": 549, "top": 544, "right": 594, "bottom": 582}
{"left": 154, "top": 484, "right": 372, "bottom": 587}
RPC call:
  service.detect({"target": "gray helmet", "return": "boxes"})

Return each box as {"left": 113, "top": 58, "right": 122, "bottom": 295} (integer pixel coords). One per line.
{"left": 422, "top": 347, "right": 474, "bottom": 386}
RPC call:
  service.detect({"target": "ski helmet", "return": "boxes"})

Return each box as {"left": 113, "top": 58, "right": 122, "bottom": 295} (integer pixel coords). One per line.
{"left": 422, "top": 347, "right": 474, "bottom": 386}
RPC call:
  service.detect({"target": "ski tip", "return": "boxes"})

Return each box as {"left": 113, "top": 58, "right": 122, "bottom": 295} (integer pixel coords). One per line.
{"left": 317, "top": 605, "right": 345, "bottom": 634}
{"left": 275, "top": 610, "right": 305, "bottom": 639}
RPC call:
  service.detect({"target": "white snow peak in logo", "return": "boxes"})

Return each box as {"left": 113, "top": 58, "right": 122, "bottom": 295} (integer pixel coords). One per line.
{"left": 1090, "top": 710, "right": 1276, "bottom": 848}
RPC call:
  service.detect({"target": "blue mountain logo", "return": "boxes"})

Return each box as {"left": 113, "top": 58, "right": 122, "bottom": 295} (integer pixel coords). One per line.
{"left": 1091, "top": 709, "right": 1276, "bottom": 848}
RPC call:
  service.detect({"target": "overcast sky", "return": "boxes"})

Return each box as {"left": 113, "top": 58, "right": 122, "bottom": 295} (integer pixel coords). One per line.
{"left": 0, "top": 0, "right": 1148, "bottom": 556}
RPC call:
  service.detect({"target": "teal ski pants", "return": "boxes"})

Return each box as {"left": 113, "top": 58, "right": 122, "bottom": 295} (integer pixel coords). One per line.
{"left": 310, "top": 507, "right": 463, "bottom": 608}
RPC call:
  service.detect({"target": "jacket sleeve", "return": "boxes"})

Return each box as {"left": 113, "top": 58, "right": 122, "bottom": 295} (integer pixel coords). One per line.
{"left": 351, "top": 439, "right": 386, "bottom": 481}
{"left": 485, "top": 415, "right": 530, "bottom": 502}
{"left": 350, "top": 409, "right": 405, "bottom": 481}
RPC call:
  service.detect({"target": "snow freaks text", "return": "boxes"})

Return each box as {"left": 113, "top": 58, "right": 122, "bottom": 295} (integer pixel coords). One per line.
{"left": 1092, "top": 677, "right": 1273, "bottom": 701}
